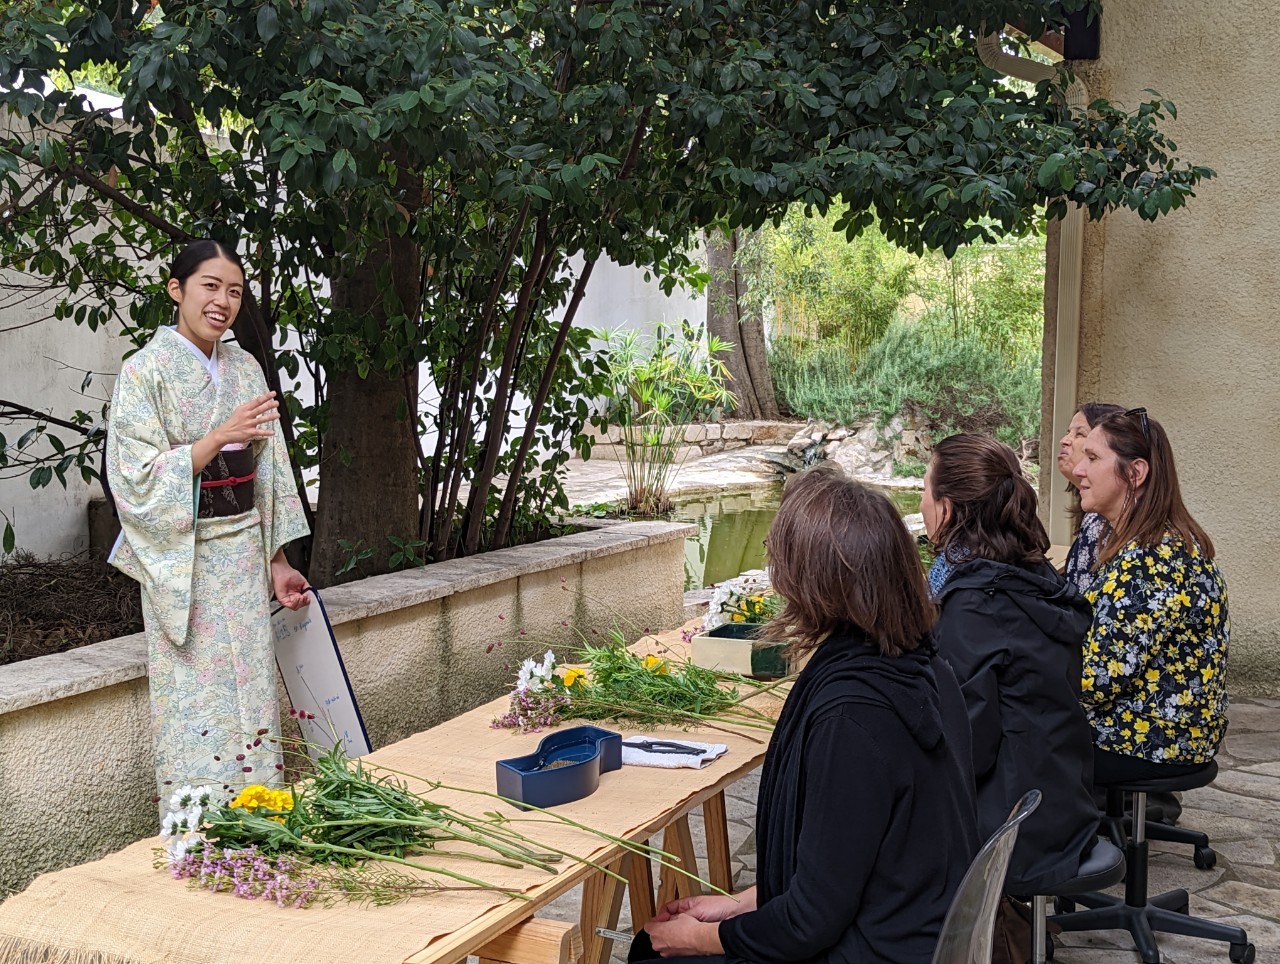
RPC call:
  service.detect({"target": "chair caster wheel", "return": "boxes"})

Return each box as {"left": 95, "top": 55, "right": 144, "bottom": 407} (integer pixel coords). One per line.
{"left": 1193, "top": 846, "right": 1217, "bottom": 870}
{"left": 1053, "top": 897, "right": 1076, "bottom": 914}
{"left": 1229, "top": 943, "right": 1255, "bottom": 964}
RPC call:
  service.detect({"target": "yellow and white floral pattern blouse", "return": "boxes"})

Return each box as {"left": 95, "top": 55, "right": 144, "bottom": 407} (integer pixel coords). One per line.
{"left": 1081, "top": 534, "right": 1228, "bottom": 764}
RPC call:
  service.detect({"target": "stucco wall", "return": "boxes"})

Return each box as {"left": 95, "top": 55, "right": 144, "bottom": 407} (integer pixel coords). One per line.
{"left": 0, "top": 280, "right": 126, "bottom": 558}
{"left": 1071, "top": 0, "right": 1280, "bottom": 693}
{"left": 0, "top": 521, "right": 691, "bottom": 896}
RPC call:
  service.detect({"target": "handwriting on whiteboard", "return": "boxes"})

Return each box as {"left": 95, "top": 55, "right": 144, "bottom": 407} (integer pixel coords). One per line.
{"left": 271, "top": 590, "right": 372, "bottom": 761}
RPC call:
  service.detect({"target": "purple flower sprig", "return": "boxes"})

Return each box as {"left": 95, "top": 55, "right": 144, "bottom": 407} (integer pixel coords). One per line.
{"left": 171, "top": 844, "right": 319, "bottom": 908}
{"left": 492, "top": 687, "right": 572, "bottom": 732}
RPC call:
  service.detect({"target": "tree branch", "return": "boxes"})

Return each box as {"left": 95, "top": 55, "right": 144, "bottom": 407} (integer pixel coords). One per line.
{"left": 0, "top": 399, "right": 96, "bottom": 436}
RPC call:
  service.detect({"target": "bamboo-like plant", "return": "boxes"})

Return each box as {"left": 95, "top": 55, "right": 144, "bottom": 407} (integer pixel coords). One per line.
{"left": 597, "top": 324, "right": 735, "bottom": 515}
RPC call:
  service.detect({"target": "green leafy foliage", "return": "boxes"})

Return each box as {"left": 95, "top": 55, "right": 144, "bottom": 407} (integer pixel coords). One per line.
{"left": 772, "top": 321, "right": 1041, "bottom": 450}
{"left": 742, "top": 206, "right": 916, "bottom": 362}
{"left": 0, "top": 0, "right": 1211, "bottom": 566}
{"left": 596, "top": 323, "right": 734, "bottom": 514}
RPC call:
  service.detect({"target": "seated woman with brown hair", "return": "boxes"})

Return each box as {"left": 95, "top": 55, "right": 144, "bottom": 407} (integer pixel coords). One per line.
{"left": 1073, "top": 408, "right": 1228, "bottom": 784}
{"left": 633, "top": 464, "right": 978, "bottom": 964}
{"left": 924, "top": 434, "right": 1099, "bottom": 895}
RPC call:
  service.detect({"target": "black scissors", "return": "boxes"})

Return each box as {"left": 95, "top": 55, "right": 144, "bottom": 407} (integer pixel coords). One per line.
{"left": 622, "top": 739, "right": 704, "bottom": 756}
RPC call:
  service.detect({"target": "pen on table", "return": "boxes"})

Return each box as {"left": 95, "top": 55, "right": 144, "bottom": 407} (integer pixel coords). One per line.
{"left": 596, "top": 927, "right": 634, "bottom": 943}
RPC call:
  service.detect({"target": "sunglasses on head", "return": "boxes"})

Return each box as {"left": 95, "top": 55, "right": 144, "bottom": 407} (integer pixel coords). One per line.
{"left": 1124, "top": 407, "right": 1150, "bottom": 442}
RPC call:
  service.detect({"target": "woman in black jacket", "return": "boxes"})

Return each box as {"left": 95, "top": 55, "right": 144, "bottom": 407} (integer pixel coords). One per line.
{"left": 924, "top": 434, "right": 1098, "bottom": 894}
{"left": 635, "top": 464, "right": 979, "bottom": 964}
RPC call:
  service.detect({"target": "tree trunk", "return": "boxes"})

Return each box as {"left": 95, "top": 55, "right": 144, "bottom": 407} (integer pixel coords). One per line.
{"left": 310, "top": 364, "right": 420, "bottom": 585}
{"left": 309, "top": 231, "right": 422, "bottom": 585}
{"left": 705, "top": 230, "right": 779, "bottom": 419}
{"left": 705, "top": 231, "right": 761, "bottom": 419}
{"left": 735, "top": 233, "right": 779, "bottom": 419}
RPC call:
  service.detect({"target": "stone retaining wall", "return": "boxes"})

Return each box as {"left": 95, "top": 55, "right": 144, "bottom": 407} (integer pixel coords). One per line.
{"left": 585, "top": 420, "right": 799, "bottom": 463}
{"left": 0, "top": 521, "right": 693, "bottom": 896}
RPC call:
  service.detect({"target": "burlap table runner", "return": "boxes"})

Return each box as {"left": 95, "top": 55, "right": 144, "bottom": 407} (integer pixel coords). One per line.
{"left": 0, "top": 628, "right": 780, "bottom": 964}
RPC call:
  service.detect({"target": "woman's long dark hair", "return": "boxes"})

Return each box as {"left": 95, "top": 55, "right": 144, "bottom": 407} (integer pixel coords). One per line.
{"left": 761, "top": 463, "right": 935, "bottom": 658}
{"left": 1091, "top": 409, "right": 1214, "bottom": 565}
{"left": 928, "top": 434, "right": 1048, "bottom": 567}
{"left": 1066, "top": 401, "right": 1125, "bottom": 533}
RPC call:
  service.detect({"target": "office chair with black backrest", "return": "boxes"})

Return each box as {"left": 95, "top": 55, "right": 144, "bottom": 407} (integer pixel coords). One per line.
{"left": 932, "top": 789, "right": 1041, "bottom": 964}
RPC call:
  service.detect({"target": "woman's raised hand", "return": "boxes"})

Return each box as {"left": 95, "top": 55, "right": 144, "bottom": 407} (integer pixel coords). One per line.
{"left": 218, "top": 392, "right": 279, "bottom": 445}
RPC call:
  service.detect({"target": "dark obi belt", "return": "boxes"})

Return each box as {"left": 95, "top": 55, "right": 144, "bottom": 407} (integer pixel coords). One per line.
{"left": 198, "top": 448, "right": 255, "bottom": 519}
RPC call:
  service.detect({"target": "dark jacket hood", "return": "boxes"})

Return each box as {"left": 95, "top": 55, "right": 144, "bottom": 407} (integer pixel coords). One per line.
{"left": 936, "top": 558, "right": 1093, "bottom": 649}
{"left": 802, "top": 635, "right": 947, "bottom": 753}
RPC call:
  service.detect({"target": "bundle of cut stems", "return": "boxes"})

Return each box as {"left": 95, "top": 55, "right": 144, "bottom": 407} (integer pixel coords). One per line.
{"left": 197, "top": 741, "right": 719, "bottom": 903}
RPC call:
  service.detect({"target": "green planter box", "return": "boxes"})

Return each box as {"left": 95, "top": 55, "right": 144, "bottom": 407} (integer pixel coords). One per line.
{"left": 690, "top": 623, "right": 788, "bottom": 680}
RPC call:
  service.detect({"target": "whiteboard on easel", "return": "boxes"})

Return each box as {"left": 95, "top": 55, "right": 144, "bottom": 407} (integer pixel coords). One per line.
{"left": 271, "top": 588, "right": 373, "bottom": 761}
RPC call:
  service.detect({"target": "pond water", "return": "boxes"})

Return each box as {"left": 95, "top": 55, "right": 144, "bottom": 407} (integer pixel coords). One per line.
{"left": 672, "top": 484, "right": 923, "bottom": 590}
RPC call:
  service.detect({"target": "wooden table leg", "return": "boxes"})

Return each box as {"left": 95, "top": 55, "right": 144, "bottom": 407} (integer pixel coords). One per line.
{"left": 580, "top": 856, "right": 628, "bottom": 964}
{"left": 656, "top": 814, "right": 703, "bottom": 907}
{"left": 477, "top": 918, "right": 584, "bottom": 964}
{"left": 624, "top": 849, "right": 656, "bottom": 927}
{"left": 702, "top": 790, "right": 733, "bottom": 893}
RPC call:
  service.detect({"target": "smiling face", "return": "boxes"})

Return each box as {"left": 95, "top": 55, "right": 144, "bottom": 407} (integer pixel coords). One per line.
{"left": 167, "top": 256, "right": 244, "bottom": 356}
{"left": 1074, "top": 425, "right": 1142, "bottom": 523}
{"left": 1057, "top": 411, "right": 1093, "bottom": 484}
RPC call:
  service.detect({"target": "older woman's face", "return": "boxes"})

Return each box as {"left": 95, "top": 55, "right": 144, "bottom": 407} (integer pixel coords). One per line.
{"left": 1074, "top": 426, "right": 1129, "bottom": 523}
{"left": 1057, "top": 411, "right": 1092, "bottom": 484}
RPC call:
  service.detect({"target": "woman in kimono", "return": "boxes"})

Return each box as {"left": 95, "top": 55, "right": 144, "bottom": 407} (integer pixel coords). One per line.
{"left": 107, "top": 240, "right": 311, "bottom": 807}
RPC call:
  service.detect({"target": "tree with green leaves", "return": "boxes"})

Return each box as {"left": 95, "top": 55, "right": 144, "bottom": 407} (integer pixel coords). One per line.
{"left": 0, "top": 0, "right": 1211, "bottom": 579}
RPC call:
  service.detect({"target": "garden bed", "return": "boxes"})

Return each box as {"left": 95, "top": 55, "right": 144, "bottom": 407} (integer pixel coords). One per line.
{"left": 0, "top": 552, "right": 143, "bottom": 666}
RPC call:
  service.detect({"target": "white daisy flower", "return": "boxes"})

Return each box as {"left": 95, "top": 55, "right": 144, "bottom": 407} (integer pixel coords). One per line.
{"left": 516, "top": 657, "right": 538, "bottom": 691}
{"left": 166, "top": 836, "right": 190, "bottom": 864}
{"left": 168, "top": 785, "right": 195, "bottom": 812}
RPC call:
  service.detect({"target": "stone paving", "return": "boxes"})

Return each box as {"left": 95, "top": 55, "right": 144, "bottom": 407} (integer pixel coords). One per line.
{"left": 539, "top": 697, "right": 1280, "bottom": 963}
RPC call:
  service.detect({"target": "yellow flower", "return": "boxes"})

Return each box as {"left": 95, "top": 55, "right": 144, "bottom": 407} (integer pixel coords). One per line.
{"left": 562, "top": 667, "right": 587, "bottom": 688}
{"left": 731, "top": 613, "right": 745, "bottom": 623}
{"left": 230, "top": 784, "right": 294, "bottom": 823}
{"left": 641, "top": 655, "right": 670, "bottom": 675}
{"left": 1135, "top": 719, "right": 1150, "bottom": 733}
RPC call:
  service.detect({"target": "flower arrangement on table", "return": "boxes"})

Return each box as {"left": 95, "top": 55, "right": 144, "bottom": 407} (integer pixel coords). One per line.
{"left": 703, "top": 569, "right": 783, "bottom": 631}
{"left": 492, "top": 635, "right": 782, "bottom": 735}
{"left": 158, "top": 736, "right": 698, "bottom": 908}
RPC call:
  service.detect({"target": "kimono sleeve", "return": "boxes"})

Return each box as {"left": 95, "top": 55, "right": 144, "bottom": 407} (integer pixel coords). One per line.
{"left": 105, "top": 354, "right": 197, "bottom": 647}
{"left": 247, "top": 368, "right": 310, "bottom": 563}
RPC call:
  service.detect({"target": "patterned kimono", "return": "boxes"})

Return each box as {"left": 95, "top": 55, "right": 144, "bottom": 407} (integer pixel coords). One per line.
{"left": 107, "top": 327, "right": 309, "bottom": 802}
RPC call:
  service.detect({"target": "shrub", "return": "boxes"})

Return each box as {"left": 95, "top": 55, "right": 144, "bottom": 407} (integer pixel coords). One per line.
{"left": 596, "top": 324, "right": 735, "bottom": 514}
{"left": 770, "top": 320, "right": 1041, "bottom": 451}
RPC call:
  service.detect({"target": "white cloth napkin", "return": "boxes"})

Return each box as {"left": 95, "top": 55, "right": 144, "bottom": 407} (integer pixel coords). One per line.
{"left": 621, "top": 736, "right": 729, "bottom": 769}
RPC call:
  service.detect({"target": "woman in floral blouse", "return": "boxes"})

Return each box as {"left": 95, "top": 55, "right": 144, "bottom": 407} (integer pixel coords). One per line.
{"left": 1073, "top": 407, "right": 1228, "bottom": 783}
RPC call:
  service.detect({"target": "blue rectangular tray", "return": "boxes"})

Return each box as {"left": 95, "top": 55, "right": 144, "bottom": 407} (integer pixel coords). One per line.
{"left": 496, "top": 725, "right": 622, "bottom": 810}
